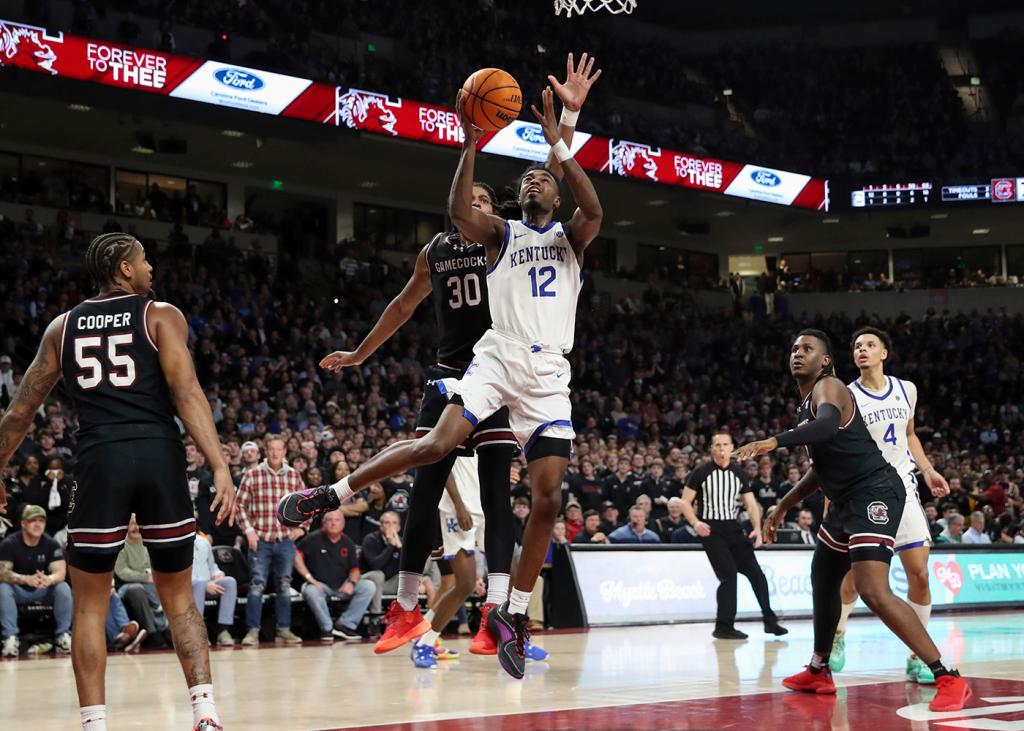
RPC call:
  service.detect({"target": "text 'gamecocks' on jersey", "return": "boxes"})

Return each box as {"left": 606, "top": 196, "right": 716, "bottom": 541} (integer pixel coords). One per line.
{"left": 59, "top": 291, "right": 179, "bottom": 452}
{"left": 427, "top": 232, "right": 492, "bottom": 366}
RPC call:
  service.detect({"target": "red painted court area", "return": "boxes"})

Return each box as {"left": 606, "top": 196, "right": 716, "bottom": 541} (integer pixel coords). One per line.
{"left": 336, "top": 678, "right": 1024, "bottom": 731}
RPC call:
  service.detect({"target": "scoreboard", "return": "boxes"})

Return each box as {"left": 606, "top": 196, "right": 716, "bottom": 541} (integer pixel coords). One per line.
{"left": 851, "top": 182, "right": 933, "bottom": 208}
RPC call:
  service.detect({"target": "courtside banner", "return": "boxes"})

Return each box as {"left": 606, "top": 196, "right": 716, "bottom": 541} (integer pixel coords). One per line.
{"left": 0, "top": 18, "right": 829, "bottom": 209}
{"left": 570, "top": 546, "right": 1024, "bottom": 626}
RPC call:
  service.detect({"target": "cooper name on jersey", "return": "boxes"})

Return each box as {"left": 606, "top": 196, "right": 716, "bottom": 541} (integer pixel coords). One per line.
{"left": 75, "top": 312, "right": 134, "bottom": 330}
{"left": 433, "top": 255, "right": 486, "bottom": 274}
{"left": 509, "top": 244, "right": 571, "bottom": 268}
{"left": 861, "top": 405, "right": 910, "bottom": 427}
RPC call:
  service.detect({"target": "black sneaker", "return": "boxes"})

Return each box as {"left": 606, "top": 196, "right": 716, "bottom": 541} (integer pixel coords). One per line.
{"left": 764, "top": 620, "right": 789, "bottom": 636}
{"left": 487, "top": 600, "right": 528, "bottom": 679}
{"left": 276, "top": 487, "right": 341, "bottom": 527}
{"left": 332, "top": 623, "right": 361, "bottom": 641}
{"left": 712, "top": 626, "right": 749, "bottom": 640}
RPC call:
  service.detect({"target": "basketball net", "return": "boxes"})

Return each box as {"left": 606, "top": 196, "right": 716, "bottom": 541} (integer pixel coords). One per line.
{"left": 554, "top": 0, "right": 636, "bottom": 17}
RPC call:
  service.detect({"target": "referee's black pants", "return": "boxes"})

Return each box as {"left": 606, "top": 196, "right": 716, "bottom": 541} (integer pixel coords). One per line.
{"left": 699, "top": 520, "right": 777, "bottom": 628}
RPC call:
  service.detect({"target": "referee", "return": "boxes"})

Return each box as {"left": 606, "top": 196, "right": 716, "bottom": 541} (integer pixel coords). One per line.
{"left": 682, "top": 432, "right": 787, "bottom": 640}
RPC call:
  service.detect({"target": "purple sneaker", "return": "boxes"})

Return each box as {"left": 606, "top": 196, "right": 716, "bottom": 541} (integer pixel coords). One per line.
{"left": 487, "top": 600, "right": 528, "bottom": 679}
{"left": 276, "top": 487, "right": 340, "bottom": 527}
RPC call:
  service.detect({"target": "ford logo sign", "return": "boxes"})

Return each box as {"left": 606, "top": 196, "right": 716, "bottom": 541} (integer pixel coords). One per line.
{"left": 751, "top": 169, "right": 781, "bottom": 187}
{"left": 214, "top": 68, "right": 265, "bottom": 91}
{"left": 516, "top": 125, "right": 548, "bottom": 145}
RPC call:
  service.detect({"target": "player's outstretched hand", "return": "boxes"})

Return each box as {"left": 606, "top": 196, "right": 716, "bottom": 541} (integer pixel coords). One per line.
{"left": 549, "top": 51, "right": 603, "bottom": 113}
{"left": 762, "top": 505, "right": 783, "bottom": 545}
{"left": 733, "top": 436, "right": 778, "bottom": 462}
{"left": 210, "top": 466, "right": 237, "bottom": 527}
{"left": 530, "top": 87, "right": 560, "bottom": 145}
{"left": 455, "top": 91, "right": 479, "bottom": 146}
{"left": 923, "top": 468, "right": 950, "bottom": 497}
{"left": 320, "top": 350, "right": 363, "bottom": 373}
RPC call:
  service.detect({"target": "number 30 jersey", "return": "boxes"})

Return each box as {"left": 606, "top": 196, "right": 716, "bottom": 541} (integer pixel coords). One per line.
{"left": 60, "top": 291, "right": 179, "bottom": 453}
{"left": 849, "top": 375, "right": 919, "bottom": 492}
{"left": 486, "top": 219, "right": 582, "bottom": 353}
{"left": 426, "top": 232, "right": 492, "bottom": 365}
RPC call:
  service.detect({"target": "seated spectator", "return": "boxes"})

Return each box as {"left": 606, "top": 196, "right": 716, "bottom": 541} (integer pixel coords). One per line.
{"left": 796, "top": 508, "right": 817, "bottom": 545}
{"left": 115, "top": 516, "right": 169, "bottom": 647}
{"left": 0, "top": 505, "right": 72, "bottom": 657}
{"left": 362, "top": 511, "right": 433, "bottom": 615}
{"left": 106, "top": 589, "right": 146, "bottom": 652}
{"left": 654, "top": 497, "right": 688, "bottom": 543}
{"left": 551, "top": 519, "right": 569, "bottom": 545}
{"left": 962, "top": 511, "right": 992, "bottom": 545}
{"left": 670, "top": 523, "right": 700, "bottom": 544}
{"left": 563, "top": 501, "right": 584, "bottom": 542}
{"left": 924, "top": 503, "right": 942, "bottom": 541}
{"left": 936, "top": 513, "right": 965, "bottom": 544}
{"left": 0, "top": 354, "right": 16, "bottom": 408}
{"left": 608, "top": 506, "right": 661, "bottom": 544}
{"left": 599, "top": 501, "right": 621, "bottom": 534}
{"left": 191, "top": 533, "right": 238, "bottom": 646}
{"left": 295, "top": 510, "right": 375, "bottom": 641}
{"left": 572, "top": 510, "right": 610, "bottom": 545}
{"left": 511, "top": 497, "right": 531, "bottom": 546}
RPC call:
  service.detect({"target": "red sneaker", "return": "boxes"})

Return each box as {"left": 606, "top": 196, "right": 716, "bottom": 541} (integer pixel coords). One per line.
{"left": 373, "top": 602, "right": 430, "bottom": 655}
{"left": 782, "top": 666, "right": 837, "bottom": 695}
{"left": 930, "top": 674, "right": 972, "bottom": 712}
{"left": 469, "top": 602, "right": 498, "bottom": 655}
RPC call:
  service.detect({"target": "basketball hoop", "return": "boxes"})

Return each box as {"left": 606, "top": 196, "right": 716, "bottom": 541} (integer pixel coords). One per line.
{"left": 554, "top": 0, "right": 636, "bottom": 17}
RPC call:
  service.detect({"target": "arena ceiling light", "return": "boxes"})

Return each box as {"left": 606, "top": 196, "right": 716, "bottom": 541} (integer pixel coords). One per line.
{"left": 67, "top": 103, "right": 91, "bottom": 112}
{"left": 614, "top": 219, "right": 635, "bottom": 226}
{"left": 767, "top": 236, "right": 784, "bottom": 242}
{"left": 931, "top": 213, "right": 949, "bottom": 220}
{"left": 647, "top": 199, "right": 666, "bottom": 206}
{"left": 358, "top": 180, "right": 378, "bottom": 188}
{"left": 822, "top": 217, "right": 840, "bottom": 224}
{"left": 231, "top": 160, "right": 254, "bottom": 169}
{"left": 130, "top": 145, "right": 154, "bottom": 154}
{"left": 713, "top": 210, "right": 735, "bottom": 217}
{"left": 972, "top": 228, "right": 990, "bottom": 235}
{"left": 221, "top": 129, "right": 245, "bottom": 137}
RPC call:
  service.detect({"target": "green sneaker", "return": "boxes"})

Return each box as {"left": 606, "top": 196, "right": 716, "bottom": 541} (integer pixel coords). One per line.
{"left": 829, "top": 631, "right": 846, "bottom": 672}
{"left": 908, "top": 655, "right": 935, "bottom": 684}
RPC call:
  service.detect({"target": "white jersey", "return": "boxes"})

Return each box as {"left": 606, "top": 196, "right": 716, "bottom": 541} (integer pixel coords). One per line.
{"left": 438, "top": 453, "right": 482, "bottom": 516}
{"left": 486, "top": 219, "right": 582, "bottom": 353}
{"left": 849, "top": 375, "right": 919, "bottom": 492}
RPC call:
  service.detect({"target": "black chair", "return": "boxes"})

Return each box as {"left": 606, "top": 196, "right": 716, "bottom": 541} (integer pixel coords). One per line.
{"left": 212, "top": 545, "right": 250, "bottom": 594}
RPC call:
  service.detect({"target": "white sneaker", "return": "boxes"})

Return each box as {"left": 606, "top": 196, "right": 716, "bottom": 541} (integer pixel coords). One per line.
{"left": 1, "top": 636, "right": 19, "bottom": 657}
{"left": 241, "top": 628, "right": 260, "bottom": 646}
{"left": 55, "top": 633, "right": 72, "bottom": 654}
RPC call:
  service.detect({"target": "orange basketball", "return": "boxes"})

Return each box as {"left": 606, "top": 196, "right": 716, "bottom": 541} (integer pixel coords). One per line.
{"left": 460, "top": 68, "right": 522, "bottom": 131}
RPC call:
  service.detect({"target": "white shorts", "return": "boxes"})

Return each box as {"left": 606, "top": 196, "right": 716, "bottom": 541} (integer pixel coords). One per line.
{"left": 894, "top": 487, "right": 931, "bottom": 551}
{"left": 439, "top": 329, "right": 576, "bottom": 455}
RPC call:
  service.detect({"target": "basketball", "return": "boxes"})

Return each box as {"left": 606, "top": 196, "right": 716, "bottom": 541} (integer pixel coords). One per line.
{"left": 460, "top": 67, "right": 522, "bottom": 131}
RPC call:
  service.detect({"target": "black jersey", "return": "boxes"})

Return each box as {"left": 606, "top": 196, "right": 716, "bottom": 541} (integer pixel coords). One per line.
{"left": 795, "top": 375, "right": 896, "bottom": 502}
{"left": 60, "top": 291, "right": 179, "bottom": 452}
{"left": 426, "top": 232, "right": 491, "bottom": 365}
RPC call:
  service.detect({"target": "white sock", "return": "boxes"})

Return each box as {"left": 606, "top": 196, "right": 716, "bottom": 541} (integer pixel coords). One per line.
{"left": 836, "top": 600, "right": 856, "bottom": 634}
{"left": 508, "top": 587, "right": 531, "bottom": 615}
{"left": 909, "top": 601, "right": 931, "bottom": 630}
{"left": 417, "top": 629, "right": 440, "bottom": 647}
{"left": 81, "top": 705, "right": 107, "bottom": 730}
{"left": 189, "top": 684, "right": 220, "bottom": 726}
{"left": 486, "top": 573, "right": 510, "bottom": 606}
{"left": 330, "top": 476, "right": 354, "bottom": 502}
{"left": 397, "top": 571, "right": 421, "bottom": 611}
{"left": 424, "top": 609, "right": 436, "bottom": 625}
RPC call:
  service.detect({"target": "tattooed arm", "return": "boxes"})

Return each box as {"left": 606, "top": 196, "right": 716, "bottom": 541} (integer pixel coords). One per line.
{"left": 0, "top": 315, "right": 64, "bottom": 513}
{"left": 0, "top": 560, "right": 26, "bottom": 585}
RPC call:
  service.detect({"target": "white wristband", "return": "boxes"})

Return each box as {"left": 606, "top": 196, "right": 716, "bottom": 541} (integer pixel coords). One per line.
{"left": 551, "top": 140, "right": 573, "bottom": 163}
{"left": 559, "top": 108, "right": 580, "bottom": 127}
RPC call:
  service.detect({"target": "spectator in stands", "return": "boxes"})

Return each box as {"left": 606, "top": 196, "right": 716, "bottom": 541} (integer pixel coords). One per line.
{"left": 654, "top": 497, "right": 688, "bottom": 543}
{"left": 924, "top": 503, "right": 942, "bottom": 540}
{"left": 571, "top": 461, "right": 605, "bottom": 513}
{"left": 115, "top": 516, "right": 169, "bottom": 648}
{"left": 603, "top": 458, "right": 644, "bottom": 514}
{"left": 796, "top": 509, "right": 816, "bottom": 545}
{"left": 240, "top": 441, "right": 262, "bottom": 473}
{"left": 295, "top": 510, "right": 375, "bottom": 642}
{"left": 236, "top": 436, "right": 306, "bottom": 646}
{"left": 608, "top": 506, "right": 661, "bottom": 544}
{"left": 105, "top": 592, "right": 145, "bottom": 653}
{"left": 937, "top": 513, "right": 965, "bottom": 544}
{"left": 599, "top": 501, "right": 621, "bottom": 533}
{"left": 362, "top": 510, "right": 433, "bottom": 614}
{"left": 0, "top": 505, "right": 72, "bottom": 657}
{"left": 552, "top": 519, "right": 569, "bottom": 545}
{"left": 962, "top": 511, "right": 992, "bottom": 545}
{"left": 572, "top": 510, "right": 610, "bottom": 545}
{"left": 0, "top": 354, "right": 16, "bottom": 408}
{"left": 751, "top": 456, "right": 781, "bottom": 514}
{"left": 17, "top": 456, "right": 72, "bottom": 536}
{"left": 191, "top": 534, "right": 238, "bottom": 646}
{"left": 644, "top": 460, "right": 680, "bottom": 522}
{"left": 511, "top": 497, "right": 531, "bottom": 546}
{"left": 670, "top": 521, "right": 700, "bottom": 544}
{"left": 563, "top": 501, "right": 584, "bottom": 542}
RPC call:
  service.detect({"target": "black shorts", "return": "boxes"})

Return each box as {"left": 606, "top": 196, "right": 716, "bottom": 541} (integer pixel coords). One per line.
{"left": 67, "top": 438, "right": 196, "bottom": 574}
{"left": 417, "top": 364, "right": 517, "bottom": 454}
{"left": 818, "top": 471, "right": 905, "bottom": 564}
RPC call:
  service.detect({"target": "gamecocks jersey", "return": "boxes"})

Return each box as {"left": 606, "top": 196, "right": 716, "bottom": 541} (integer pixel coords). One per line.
{"left": 60, "top": 291, "right": 179, "bottom": 452}
{"left": 794, "top": 375, "right": 895, "bottom": 502}
{"left": 427, "top": 232, "right": 491, "bottom": 365}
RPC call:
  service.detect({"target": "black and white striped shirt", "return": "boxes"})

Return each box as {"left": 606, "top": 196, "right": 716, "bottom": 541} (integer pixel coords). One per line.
{"left": 686, "top": 461, "right": 752, "bottom": 521}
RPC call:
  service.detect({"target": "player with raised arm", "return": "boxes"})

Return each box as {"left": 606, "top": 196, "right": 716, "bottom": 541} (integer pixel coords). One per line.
{"left": 828, "top": 327, "right": 950, "bottom": 681}
{"left": 735, "top": 330, "right": 971, "bottom": 712}
{"left": 280, "top": 75, "right": 603, "bottom": 680}
{"left": 0, "top": 233, "right": 235, "bottom": 731}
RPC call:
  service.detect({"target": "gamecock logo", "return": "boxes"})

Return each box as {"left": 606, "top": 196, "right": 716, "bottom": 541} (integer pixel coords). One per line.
{"left": 866, "top": 501, "right": 889, "bottom": 524}
{"left": 328, "top": 87, "right": 399, "bottom": 135}
{"left": 603, "top": 140, "right": 660, "bottom": 182}
{"left": 0, "top": 20, "right": 59, "bottom": 75}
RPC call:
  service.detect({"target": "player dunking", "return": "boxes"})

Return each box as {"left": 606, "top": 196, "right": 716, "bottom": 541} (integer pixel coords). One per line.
{"left": 735, "top": 329, "right": 971, "bottom": 712}
{"left": 280, "top": 79, "right": 603, "bottom": 679}
{"left": 0, "top": 234, "right": 235, "bottom": 731}
{"left": 829, "top": 327, "right": 950, "bottom": 681}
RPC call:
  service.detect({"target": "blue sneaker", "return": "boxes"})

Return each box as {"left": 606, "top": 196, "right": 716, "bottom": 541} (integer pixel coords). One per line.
{"left": 524, "top": 641, "right": 548, "bottom": 661}
{"left": 410, "top": 640, "right": 437, "bottom": 669}
{"left": 487, "top": 601, "right": 528, "bottom": 679}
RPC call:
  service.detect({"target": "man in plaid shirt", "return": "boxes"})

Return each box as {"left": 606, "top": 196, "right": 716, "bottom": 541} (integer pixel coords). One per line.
{"left": 236, "top": 437, "right": 307, "bottom": 645}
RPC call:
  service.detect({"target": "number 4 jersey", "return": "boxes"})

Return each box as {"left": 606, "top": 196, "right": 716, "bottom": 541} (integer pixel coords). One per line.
{"left": 427, "top": 232, "right": 492, "bottom": 365}
{"left": 849, "top": 375, "right": 919, "bottom": 492}
{"left": 60, "top": 291, "right": 179, "bottom": 452}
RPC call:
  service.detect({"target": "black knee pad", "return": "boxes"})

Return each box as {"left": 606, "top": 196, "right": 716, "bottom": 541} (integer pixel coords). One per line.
{"left": 436, "top": 557, "right": 453, "bottom": 577}
{"left": 526, "top": 437, "right": 571, "bottom": 462}
{"left": 148, "top": 542, "right": 194, "bottom": 574}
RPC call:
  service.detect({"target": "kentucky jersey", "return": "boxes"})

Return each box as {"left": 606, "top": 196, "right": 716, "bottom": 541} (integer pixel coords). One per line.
{"left": 60, "top": 291, "right": 179, "bottom": 452}
{"left": 850, "top": 376, "right": 919, "bottom": 492}
{"left": 486, "top": 219, "right": 582, "bottom": 353}
{"left": 426, "top": 232, "right": 492, "bottom": 365}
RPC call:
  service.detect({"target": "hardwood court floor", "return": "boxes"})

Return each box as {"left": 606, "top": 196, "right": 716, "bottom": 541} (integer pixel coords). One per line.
{"left": 1, "top": 611, "right": 1022, "bottom": 730}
